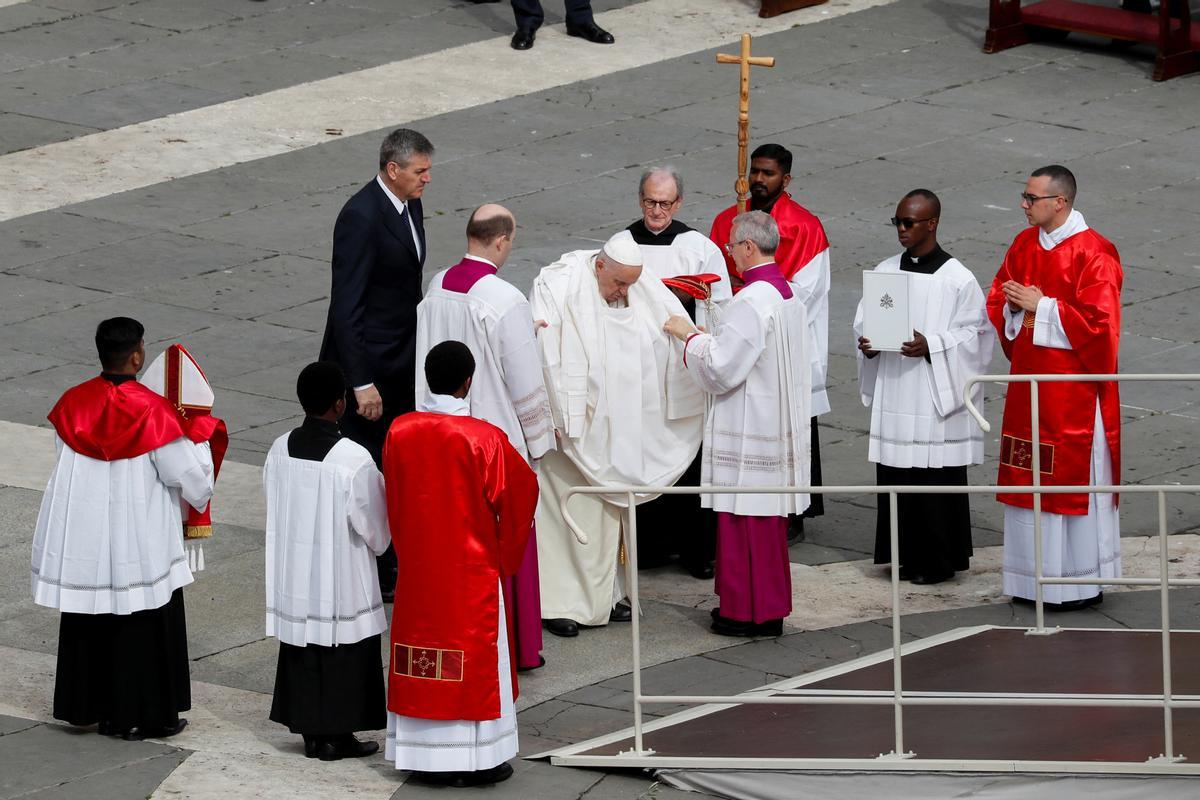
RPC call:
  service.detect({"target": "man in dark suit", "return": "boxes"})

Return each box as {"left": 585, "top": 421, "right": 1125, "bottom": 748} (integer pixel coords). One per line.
{"left": 508, "top": 1, "right": 614, "bottom": 50}
{"left": 319, "top": 128, "right": 433, "bottom": 600}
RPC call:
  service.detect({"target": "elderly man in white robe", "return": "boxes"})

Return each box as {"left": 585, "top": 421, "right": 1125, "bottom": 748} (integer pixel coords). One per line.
{"left": 264, "top": 361, "right": 391, "bottom": 761}
{"left": 627, "top": 167, "right": 730, "bottom": 580}
{"left": 415, "top": 203, "right": 555, "bottom": 670}
{"left": 32, "top": 317, "right": 215, "bottom": 740}
{"left": 665, "top": 212, "right": 810, "bottom": 638}
{"left": 531, "top": 230, "right": 704, "bottom": 638}
{"left": 855, "top": 190, "right": 995, "bottom": 585}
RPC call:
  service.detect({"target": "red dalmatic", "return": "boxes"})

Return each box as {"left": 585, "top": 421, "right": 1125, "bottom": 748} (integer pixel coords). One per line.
{"left": 709, "top": 191, "right": 829, "bottom": 284}
{"left": 382, "top": 412, "right": 538, "bottom": 722}
{"left": 986, "top": 226, "right": 1123, "bottom": 515}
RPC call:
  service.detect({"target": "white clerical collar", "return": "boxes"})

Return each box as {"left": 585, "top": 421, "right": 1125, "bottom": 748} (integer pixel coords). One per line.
{"left": 1038, "top": 208, "right": 1088, "bottom": 251}
{"left": 421, "top": 394, "right": 469, "bottom": 416}
{"left": 463, "top": 253, "right": 498, "bottom": 269}
{"left": 376, "top": 175, "right": 422, "bottom": 259}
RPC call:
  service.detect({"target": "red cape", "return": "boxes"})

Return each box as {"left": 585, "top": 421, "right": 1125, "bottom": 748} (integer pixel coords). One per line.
{"left": 709, "top": 191, "right": 829, "bottom": 283}
{"left": 383, "top": 411, "right": 538, "bottom": 721}
{"left": 986, "top": 226, "right": 1123, "bottom": 514}
{"left": 48, "top": 377, "right": 186, "bottom": 461}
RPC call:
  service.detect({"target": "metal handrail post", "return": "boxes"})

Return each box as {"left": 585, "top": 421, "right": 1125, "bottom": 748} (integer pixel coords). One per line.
{"left": 1157, "top": 491, "right": 1179, "bottom": 762}
{"left": 1030, "top": 379, "right": 1048, "bottom": 633}
{"left": 888, "top": 490, "right": 910, "bottom": 758}
{"left": 626, "top": 491, "right": 647, "bottom": 756}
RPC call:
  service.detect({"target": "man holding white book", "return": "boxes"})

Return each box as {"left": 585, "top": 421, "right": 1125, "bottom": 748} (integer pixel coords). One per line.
{"left": 855, "top": 190, "right": 994, "bottom": 585}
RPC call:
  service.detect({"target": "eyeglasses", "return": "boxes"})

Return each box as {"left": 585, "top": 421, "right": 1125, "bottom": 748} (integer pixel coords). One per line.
{"left": 724, "top": 239, "right": 749, "bottom": 254}
{"left": 1020, "top": 192, "right": 1061, "bottom": 206}
{"left": 890, "top": 216, "right": 935, "bottom": 229}
{"left": 641, "top": 197, "right": 678, "bottom": 211}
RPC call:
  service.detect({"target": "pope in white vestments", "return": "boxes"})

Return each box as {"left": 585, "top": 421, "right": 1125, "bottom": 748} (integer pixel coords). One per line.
{"left": 855, "top": 190, "right": 995, "bottom": 585}
{"left": 414, "top": 204, "right": 555, "bottom": 670}
{"left": 666, "top": 212, "right": 810, "bottom": 638}
{"left": 530, "top": 230, "right": 704, "bottom": 635}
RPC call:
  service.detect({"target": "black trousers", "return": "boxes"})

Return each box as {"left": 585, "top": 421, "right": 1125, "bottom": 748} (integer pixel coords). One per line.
{"left": 341, "top": 381, "right": 408, "bottom": 591}
{"left": 511, "top": 0, "right": 594, "bottom": 30}
{"left": 54, "top": 588, "right": 190, "bottom": 731}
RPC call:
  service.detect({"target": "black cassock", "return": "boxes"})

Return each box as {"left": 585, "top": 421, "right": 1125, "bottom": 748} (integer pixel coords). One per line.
{"left": 268, "top": 418, "right": 385, "bottom": 737}
{"left": 870, "top": 247, "right": 973, "bottom": 581}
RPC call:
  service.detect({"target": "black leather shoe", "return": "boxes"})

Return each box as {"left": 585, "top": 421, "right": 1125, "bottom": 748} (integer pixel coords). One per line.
{"left": 543, "top": 617, "right": 578, "bottom": 637}
{"left": 711, "top": 613, "right": 755, "bottom": 637}
{"left": 753, "top": 619, "right": 783, "bottom": 637}
{"left": 98, "top": 720, "right": 122, "bottom": 736}
{"left": 911, "top": 572, "right": 952, "bottom": 586}
{"left": 1056, "top": 592, "right": 1104, "bottom": 611}
{"left": 455, "top": 761, "right": 515, "bottom": 787}
{"left": 565, "top": 22, "right": 614, "bottom": 44}
{"left": 317, "top": 734, "right": 379, "bottom": 761}
{"left": 609, "top": 602, "right": 632, "bottom": 622}
{"left": 124, "top": 718, "right": 187, "bottom": 741}
{"left": 303, "top": 735, "right": 321, "bottom": 758}
{"left": 517, "top": 655, "right": 547, "bottom": 673}
{"left": 511, "top": 28, "right": 535, "bottom": 50}
{"left": 684, "top": 561, "right": 714, "bottom": 580}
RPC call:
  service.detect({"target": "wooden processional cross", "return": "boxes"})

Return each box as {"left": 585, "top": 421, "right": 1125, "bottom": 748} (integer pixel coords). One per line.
{"left": 716, "top": 34, "right": 775, "bottom": 213}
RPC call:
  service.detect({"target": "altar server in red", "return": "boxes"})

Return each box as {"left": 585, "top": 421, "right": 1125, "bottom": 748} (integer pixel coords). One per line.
{"left": 383, "top": 341, "right": 539, "bottom": 787}
{"left": 709, "top": 143, "right": 831, "bottom": 534}
{"left": 263, "top": 361, "right": 390, "bottom": 761}
{"left": 32, "top": 317, "right": 215, "bottom": 740}
{"left": 415, "top": 204, "right": 554, "bottom": 673}
{"left": 667, "top": 212, "right": 811, "bottom": 637}
{"left": 987, "top": 165, "right": 1123, "bottom": 610}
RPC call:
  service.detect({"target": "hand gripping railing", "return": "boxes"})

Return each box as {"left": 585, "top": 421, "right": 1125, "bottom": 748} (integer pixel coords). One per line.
{"left": 556, "top": 373, "right": 1200, "bottom": 770}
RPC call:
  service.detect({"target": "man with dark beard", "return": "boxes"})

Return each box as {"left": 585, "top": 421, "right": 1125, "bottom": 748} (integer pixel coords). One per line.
{"left": 709, "top": 143, "right": 831, "bottom": 539}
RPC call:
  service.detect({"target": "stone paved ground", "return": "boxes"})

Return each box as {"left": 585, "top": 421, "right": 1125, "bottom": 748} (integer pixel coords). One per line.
{"left": 1, "top": 0, "right": 1199, "bottom": 797}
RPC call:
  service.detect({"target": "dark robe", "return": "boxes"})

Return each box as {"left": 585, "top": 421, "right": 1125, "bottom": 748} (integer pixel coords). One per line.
{"left": 628, "top": 219, "right": 715, "bottom": 572}
{"left": 53, "top": 373, "right": 191, "bottom": 733}
{"left": 871, "top": 246, "right": 974, "bottom": 580}
{"left": 268, "top": 417, "right": 386, "bottom": 736}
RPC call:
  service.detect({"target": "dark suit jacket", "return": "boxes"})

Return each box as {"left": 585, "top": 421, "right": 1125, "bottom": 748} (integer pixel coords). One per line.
{"left": 319, "top": 178, "right": 426, "bottom": 418}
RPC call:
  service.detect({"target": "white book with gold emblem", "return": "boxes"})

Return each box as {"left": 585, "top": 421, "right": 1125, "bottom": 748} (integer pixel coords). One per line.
{"left": 862, "top": 270, "right": 911, "bottom": 352}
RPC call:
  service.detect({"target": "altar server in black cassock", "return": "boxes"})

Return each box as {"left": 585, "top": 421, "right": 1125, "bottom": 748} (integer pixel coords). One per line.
{"left": 32, "top": 317, "right": 214, "bottom": 740}
{"left": 264, "top": 362, "right": 391, "bottom": 761}
{"left": 628, "top": 167, "right": 732, "bottom": 579}
{"left": 855, "top": 191, "right": 994, "bottom": 584}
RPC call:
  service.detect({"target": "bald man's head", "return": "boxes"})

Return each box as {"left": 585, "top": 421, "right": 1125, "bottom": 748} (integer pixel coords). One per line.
{"left": 465, "top": 203, "right": 516, "bottom": 267}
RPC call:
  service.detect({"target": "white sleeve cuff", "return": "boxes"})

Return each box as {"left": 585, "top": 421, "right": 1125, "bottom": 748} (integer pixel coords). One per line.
{"left": 353, "top": 383, "right": 374, "bottom": 392}
{"left": 1002, "top": 303, "right": 1023, "bottom": 341}
{"left": 1032, "top": 296, "right": 1072, "bottom": 349}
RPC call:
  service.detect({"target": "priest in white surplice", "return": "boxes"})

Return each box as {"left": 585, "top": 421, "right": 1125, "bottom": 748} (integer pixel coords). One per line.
{"left": 531, "top": 230, "right": 704, "bottom": 637}
{"left": 32, "top": 317, "right": 214, "bottom": 739}
{"left": 627, "top": 167, "right": 730, "bottom": 580}
{"left": 264, "top": 361, "right": 390, "bottom": 761}
{"left": 855, "top": 190, "right": 994, "bottom": 585}
{"left": 665, "top": 212, "right": 810, "bottom": 638}
{"left": 415, "top": 203, "right": 555, "bottom": 671}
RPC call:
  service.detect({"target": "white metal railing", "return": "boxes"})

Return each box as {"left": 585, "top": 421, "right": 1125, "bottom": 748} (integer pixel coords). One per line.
{"left": 555, "top": 373, "right": 1200, "bottom": 770}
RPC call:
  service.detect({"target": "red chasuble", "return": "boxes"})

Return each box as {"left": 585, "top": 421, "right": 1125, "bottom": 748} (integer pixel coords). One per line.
{"left": 48, "top": 377, "right": 186, "bottom": 461}
{"left": 986, "top": 226, "right": 1123, "bottom": 515}
{"left": 709, "top": 191, "right": 830, "bottom": 283}
{"left": 382, "top": 412, "right": 538, "bottom": 721}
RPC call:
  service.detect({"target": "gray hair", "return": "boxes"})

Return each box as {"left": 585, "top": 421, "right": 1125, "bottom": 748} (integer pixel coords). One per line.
{"left": 639, "top": 166, "right": 683, "bottom": 198}
{"left": 731, "top": 210, "right": 779, "bottom": 256}
{"left": 379, "top": 128, "right": 434, "bottom": 171}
